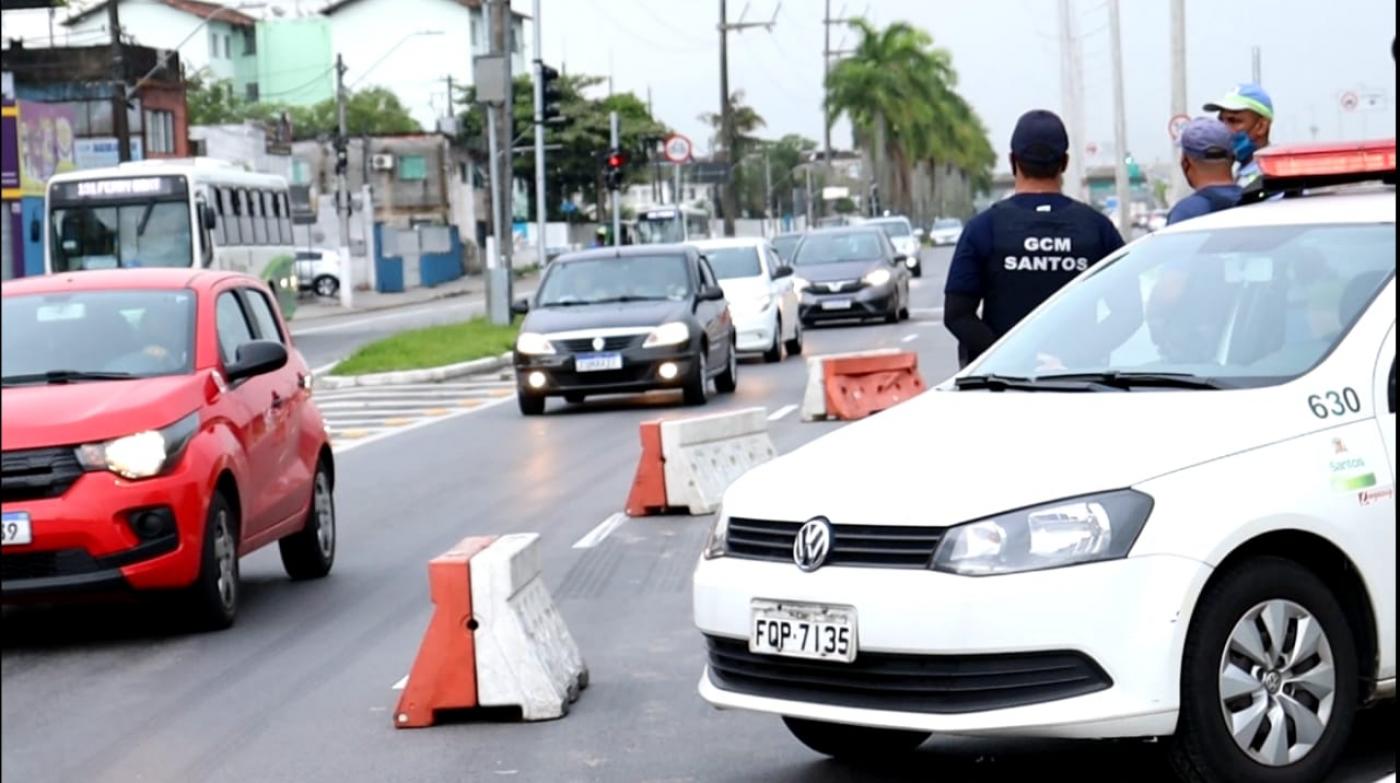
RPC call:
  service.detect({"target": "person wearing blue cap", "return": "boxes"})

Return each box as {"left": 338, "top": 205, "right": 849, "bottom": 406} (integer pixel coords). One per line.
{"left": 1167, "top": 117, "right": 1243, "bottom": 226}
{"left": 1203, "top": 83, "right": 1274, "bottom": 190}
{"left": 943, "top": 109, "right": 1125, "bottom": 367}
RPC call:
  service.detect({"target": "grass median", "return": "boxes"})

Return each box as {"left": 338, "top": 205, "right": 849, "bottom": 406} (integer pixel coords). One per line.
{"left": 329, "top": 317, "right": 519, "bottom": 376}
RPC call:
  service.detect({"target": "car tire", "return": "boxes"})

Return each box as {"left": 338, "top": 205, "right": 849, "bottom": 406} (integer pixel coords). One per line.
{"left": 683, "top": 350, "right": 710, "bottom": 406}
{"left": 884, "top": 304, "right": 900, "bottom": 324}
{"left": 715, "top": 338, "right": 739, "bottom": 394}
{"left": 1167, "top": 557, "right": 1358, "bottom": 783}
{"left": 518, "top": 389, "right": 546, "bottom": 416}
{"left": 186, "top": 491, "right": 239, "bottom": 631}
{"left": 912, "top": 263, "right": 923, "bottom": 278}
{"left": 784, "top": 318, "right": 804, "bottom": 357}
{"left": 564, "top": 393, "right": 586, "bottom": 404}
{"left": 762, "top": 317, "right": 783, "bottom": 363}
{"left": 278, "top": 460, "right": 336, "bottom": 581}
{"left": 314, "top": 275, "right": 339, "bottom": 298}
{"left": 782, "top": 717, "right": 929, "bottom": 761}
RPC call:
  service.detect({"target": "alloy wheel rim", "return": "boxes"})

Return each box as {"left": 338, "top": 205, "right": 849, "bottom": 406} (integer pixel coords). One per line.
{"left": 314, "top": 472, "right": 335, "bottom": 558}
{"left": 213, "top": 509, "right": 236, "bottom": 610}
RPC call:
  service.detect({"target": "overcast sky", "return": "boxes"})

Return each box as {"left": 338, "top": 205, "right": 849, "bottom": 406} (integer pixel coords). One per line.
{"left": 540, "top": 0, "right": 1396, "bottom": 172}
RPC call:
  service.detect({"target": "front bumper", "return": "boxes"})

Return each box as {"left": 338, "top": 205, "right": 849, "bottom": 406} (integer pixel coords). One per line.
{"left": 692, "top": 553, "right": 1210, "bottom": 738}
{"left": 732, "top": 307, "right": 779, "bottom": 352}
{"left": 799, "top": 285, "right": 896, "bottom": 322}
{"left": 514, "top": 346, "right": 698, "bottom": 396}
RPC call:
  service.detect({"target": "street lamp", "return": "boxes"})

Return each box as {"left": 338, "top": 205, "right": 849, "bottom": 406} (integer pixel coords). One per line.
{"left": 349, "top": 30, "right": 446, "bottom": 89}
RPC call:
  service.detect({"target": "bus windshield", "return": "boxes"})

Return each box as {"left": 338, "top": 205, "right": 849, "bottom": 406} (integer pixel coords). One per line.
{"left": 48, "top": 176, "right": 193, "bottom": 272}
{"left": 636, "top": 213, "right": 684, "bottom": 244}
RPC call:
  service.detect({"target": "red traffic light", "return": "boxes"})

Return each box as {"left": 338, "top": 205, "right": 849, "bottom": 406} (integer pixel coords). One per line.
{"left": 607, "top": 151, "right": 628, "bottom": 169}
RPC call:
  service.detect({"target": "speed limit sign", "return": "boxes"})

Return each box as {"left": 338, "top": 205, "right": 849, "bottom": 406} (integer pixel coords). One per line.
{"left": 1168, "top": 113, "right": 1190, "bottom": 141}
{"left": 662, "top": 134, "right": 693, "bottom": 164}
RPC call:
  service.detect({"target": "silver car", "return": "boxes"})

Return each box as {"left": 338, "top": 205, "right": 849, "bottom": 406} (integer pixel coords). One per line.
{"left": 296, "top": 249, "right": 341, "bottom": 298}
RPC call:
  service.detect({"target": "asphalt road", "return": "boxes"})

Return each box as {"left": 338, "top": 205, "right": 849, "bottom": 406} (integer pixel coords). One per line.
{"left": 2, "top": 248, "right": 1393, "bottom": 783}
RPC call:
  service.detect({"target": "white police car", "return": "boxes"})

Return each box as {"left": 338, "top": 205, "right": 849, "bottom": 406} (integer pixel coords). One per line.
{"left": 693, "top": 140, "right": 1396, "bottom": 783}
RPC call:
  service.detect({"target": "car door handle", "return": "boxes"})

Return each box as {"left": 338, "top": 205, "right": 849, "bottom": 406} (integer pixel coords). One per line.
{"left": 271, "top": 392, "right": 285, "bottom": 409}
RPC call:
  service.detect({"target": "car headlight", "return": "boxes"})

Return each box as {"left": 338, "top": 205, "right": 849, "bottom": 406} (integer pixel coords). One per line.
{"left": 643, "top": 321, "right": 690, "bottom": 348}
{"left": 702, "top": 509, "right": 729, "bottom": 559}
{"left": 735, "top": 294, "right": 775, "bottom": 314}
{"left": 792, "top": 276, "right": 810, "bottom": 293}
{"left": 516, "top": 332, "right": 556, "bottom": 355}
{"left": 931, "top": 490, "right": 1153, "bottom": 576}
{"left": 863, "top": 268, "right": 892, "bottom": 287}
{"left": 75, "top": 411, "right": 200, "bottom": 480}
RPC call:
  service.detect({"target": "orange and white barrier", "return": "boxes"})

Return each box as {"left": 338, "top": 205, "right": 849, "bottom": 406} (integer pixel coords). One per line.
{"left": 822, "top": 351, "right": 925, "bottom": 421}
{"left": 626, "top": 407, "right": 776, "bottom": 516}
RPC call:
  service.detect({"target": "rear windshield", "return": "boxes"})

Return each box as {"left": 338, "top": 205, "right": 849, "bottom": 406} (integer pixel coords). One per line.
{"left": 705, "top": 247, "right": 763, "bottom": 279}
{"left": 537, "top": 255, "right": 692, "bottom": 306}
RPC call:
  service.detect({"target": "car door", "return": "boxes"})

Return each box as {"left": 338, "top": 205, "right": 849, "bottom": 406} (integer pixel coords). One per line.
{"left": 1375, "top": 323, "right": 1396, "bottom": 485}
{"left": 214, "top": 287, "right": 283, "bottom": 541}
{"left": 240, "top": 284, "right": 311, "bottom": 527}
{"left": 765, "top": 245, "right": 797, "bottom": 340}
{"left": 695, "top": 256, "right": 728, "bottom": 369}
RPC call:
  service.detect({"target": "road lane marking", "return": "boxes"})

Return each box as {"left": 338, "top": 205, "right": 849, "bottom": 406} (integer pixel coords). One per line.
{"left": 910, "top": 307, "right": 944, "bottom": 318}
{"left": 334, "top": 395, "right": 515, "bottom": 454}
{"left": 768, "top": 404, "right": 798, "bottom": 421}
{"left": 572, "top": 513, "right": 628, "bottom": 549}
{"left": 901, "top": 333, "right": 920, "bottom": 343}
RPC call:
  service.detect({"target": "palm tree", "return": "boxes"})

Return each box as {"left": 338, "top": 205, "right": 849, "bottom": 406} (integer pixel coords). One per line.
{"left": 699, "top": 90, "right": 766, "bottom": 157}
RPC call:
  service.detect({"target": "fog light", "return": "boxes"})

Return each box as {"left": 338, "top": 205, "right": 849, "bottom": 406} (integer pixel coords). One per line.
{"left": 658, "top": 362, "right": 679, "bottom": 380}
{"left": 527, "top": 371, "right": 547, "bottom": 389}
{"left": 128, "top": 507, "right": 175, "bottom": 540}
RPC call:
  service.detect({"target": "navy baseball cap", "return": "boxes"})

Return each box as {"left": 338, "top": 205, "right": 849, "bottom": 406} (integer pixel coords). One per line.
{"left": 1179, "top": 117, "right": 1234, "bottom": 160}
{"left": 1010, "top": 110, "right": 1070, "bottom": 164}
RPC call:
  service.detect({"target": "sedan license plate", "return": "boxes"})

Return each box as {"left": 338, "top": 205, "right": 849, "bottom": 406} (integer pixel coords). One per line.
{"left": 750, "top": 600, "right": 857, "bottom": 663}
{"left": 2, "top": 511, "right": 32, "bottom": 546}
{"left": 820, "top": 299, "right": 853, "bottom": 311}
{"left": 575, "top": 352, "right": 623, "bottom": 372}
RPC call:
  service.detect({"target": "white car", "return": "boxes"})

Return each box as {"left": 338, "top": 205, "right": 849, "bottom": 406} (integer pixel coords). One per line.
{"left": 866, "top": 216, "right": 922, "bottom": 277}
{"left": 296, "top": 249, "right": 341, "bottom": 298}
{"left": 691, "top": 238, "right": 802, "bottom": 362}
{"left": 693, "top": 141, "right": 1396, "bottom": 783}
{"left": 928, "top": 217, "right": 964, "bottom": 246}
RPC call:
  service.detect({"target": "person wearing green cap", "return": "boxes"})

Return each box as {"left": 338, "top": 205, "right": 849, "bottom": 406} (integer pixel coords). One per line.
{"left": 1203, "top": 83, "right": 1274, "bottom": 190}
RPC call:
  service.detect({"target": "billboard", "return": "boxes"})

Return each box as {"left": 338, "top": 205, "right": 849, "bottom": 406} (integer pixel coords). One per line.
{"left": 17, "top": 101, "right": 77, "bottom": 196}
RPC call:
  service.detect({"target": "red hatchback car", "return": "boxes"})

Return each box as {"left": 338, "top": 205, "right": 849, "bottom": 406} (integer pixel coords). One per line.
{"left": 1, "top": 269, "right": 335, "bottom": 629}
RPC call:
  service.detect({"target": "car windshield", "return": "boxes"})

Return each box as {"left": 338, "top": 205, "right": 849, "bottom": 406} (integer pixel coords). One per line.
{"left": 635, "top": 215, "right": 684, "bottom": 244}
{"left": 705, "top": 247, "right": 762, "bottom": 279}
{"left": 537, "top": 255, "right": 693, "bottom": 306}
{"left": 871, "top": 220, "right": 912, "bottom": 238}
{"left": 934, "top": 219, "right": 962, "bottom": 230}
{"left": 794, "top": 232, "right": 885, "bottom": 265}
{"left": 771, "top": 235, "right": 800, "bottom": 262}
{"left": 970, "top": 223, "right": 1395, "bottom": 389}
{"left": 1, "top": 289, "right": 197, "bottom": 383}
{"left": 49, "top": 202, "right": 194, "bottom": 272}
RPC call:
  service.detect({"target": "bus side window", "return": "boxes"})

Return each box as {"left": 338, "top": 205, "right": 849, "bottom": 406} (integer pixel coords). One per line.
{"left": 272, "top": 191, "right": 290, "bottom": 245}
{"left": 230, "top": 188, "right": 246, "bottom": 245}
{"left": 252, "top": 190, "right": 268, "bottom": 245}
{"left": 237, "top": 189, "right": 253, "bottom": 246}
{"left": 197, "top": 195, "right": 215, "bottom": 266}
{"left": 280, "top": 193, "right": 293, "bottom": 245}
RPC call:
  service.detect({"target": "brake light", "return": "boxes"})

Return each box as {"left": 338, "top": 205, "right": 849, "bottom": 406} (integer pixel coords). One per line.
{"left": 1256, "top": 139, "right": 1396, "bottom": 179}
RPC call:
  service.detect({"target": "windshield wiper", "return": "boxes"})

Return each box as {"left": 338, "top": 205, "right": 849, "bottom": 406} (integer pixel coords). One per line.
{"left": 581, "top": 295, "right": 670, "bottom": 305}
{"left": 1037, "top": 371, "right": 1228, "bottom": 390}
{"left": 953, "top": 373, "right": 1102, "bottom": 392}
{"left": 1, "top": 370, "right": 139, "bottom": 386}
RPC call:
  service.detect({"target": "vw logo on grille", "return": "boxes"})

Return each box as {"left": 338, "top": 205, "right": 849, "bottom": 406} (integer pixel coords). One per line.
{"left": 793, "top": 517, "right": 833, "bottom": 572}
{"left": 592, "top": 337, "right": 606, "bottom": 351}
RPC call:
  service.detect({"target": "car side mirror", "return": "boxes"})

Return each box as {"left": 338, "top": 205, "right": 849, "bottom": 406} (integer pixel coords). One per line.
{"left": 201, "top": 203, "right": 217, "bottom": 231}
{"left": 698, "top": 285, "right": 726, "bottom": 302}
{"left": 772, "top": 265, "right": 794, "bottom": 279}
{"left": 893, "top": 254, "right": 909, "bottom": 265}
{"left": 225, "top": 340, "right": 288, "bottom": 383}
{"left": 510, "top": 298, "right": 531, "bottom": 315}
{"left": 912, "top": 228, "right": 925, "bottom": 239}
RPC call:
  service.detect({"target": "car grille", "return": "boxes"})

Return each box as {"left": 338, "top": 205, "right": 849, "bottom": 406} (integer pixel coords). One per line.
{"left": 705, "top": 636, "right": 1112, "bottom": 714}
{"left": 1, "top": 447, "right": 85, "bottom": 503}
{"left": 1, "top": 548, "right": 102, "bottom": 581}
{"left": 725, "top": 518, "right": 944, "bottom": 569}
{"left": 808, "top": 279, "right": 863, "bottom": 295}
{"left": 553, "top": 334, "right": 646, "bottom": 353}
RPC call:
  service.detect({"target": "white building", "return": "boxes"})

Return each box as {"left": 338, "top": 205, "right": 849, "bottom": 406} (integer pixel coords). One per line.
{"left": 320, "top": 0, "right": 530, "bottom": 132}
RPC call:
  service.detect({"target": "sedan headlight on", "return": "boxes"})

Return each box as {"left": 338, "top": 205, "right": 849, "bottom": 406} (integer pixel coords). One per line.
{"left": 516, "top": 332, "right": 556, "bottom": 355}
{"left": 702, "top": 509, "right": 729, "bottom": 559}
{"left": 862, "top": 268, "right": 892, "bottom": 287}
{"left": 932, "top": 490, "right": 1153, "bottom": 576}
{"left": 643, "top": 321, "right": 691, "bottom": 348}
{"left": 75, "top": 411, "right": 200, "bottom": 480}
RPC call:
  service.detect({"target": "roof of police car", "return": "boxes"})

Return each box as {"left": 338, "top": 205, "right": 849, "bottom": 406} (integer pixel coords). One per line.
{"left": 1155, "top": 185, "right": 1395, "bottom": 236}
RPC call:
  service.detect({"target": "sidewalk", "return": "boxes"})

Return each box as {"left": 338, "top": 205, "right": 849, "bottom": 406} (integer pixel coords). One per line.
{"left": 294, "top": 275, "right": 482, "bottom": 322}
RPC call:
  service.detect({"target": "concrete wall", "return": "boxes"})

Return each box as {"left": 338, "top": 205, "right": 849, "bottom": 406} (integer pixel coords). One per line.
{"left": 189, "top": 123, "right": 292, "bottom": 179}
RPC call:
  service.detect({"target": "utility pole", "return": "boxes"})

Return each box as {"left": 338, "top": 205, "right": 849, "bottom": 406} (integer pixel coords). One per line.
{"left": 108, "top": 0, "right": 131, "bottom": 162}
{"left": 489, "top": 0, "right": 513, "bottom": 302}
{"left": 763, "top": 151, "right": 773, "bottom": 236}
{"left": 532, "top": 0, "right": 547, "bottom": 268}
{"left": 610, "top": 110, "right": 621, "bottom": 246}
{"left": 718, "top": 0, "right": 779, "bottom": 237}
{"left": 823, "top": 0, "right": 832, "bottom": 165}
{"left": 1169, "top": 0, "right": 1189, "bottom": 203}
{"left": 1057, "top": 0, "right": 1085, "bottom": 201}
{"left": 335, "top": 54, "right": 354, "bottom": 308}
{"left": 1251, "top": 46, "right": 1262, "bottom": 84}
{"left": 804, "top": 165, "right": 814, "bottom": 228}
{"left": 1108, "top": 0, "right": 1132, "bottom": 237}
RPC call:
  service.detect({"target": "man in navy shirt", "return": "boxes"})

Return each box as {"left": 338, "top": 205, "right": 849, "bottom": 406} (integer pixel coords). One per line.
{"left": 943, "top": 110, "right": 1125, "bottom": 367}
{"left": 1167, "top": 117, "right": 1242, "bottom": 226}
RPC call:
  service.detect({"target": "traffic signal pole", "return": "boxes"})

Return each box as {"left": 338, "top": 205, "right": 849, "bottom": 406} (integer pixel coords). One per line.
{"left": 610, "top": 111, "right": 621, "bottom": 247}
{"left": 533, "top": 0, "right": 547, "bottom": 267}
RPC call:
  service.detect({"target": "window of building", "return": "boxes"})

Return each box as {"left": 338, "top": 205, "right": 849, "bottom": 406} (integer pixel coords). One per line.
{"left": 145, "top": 109, "right": 175, "bottom": 154}
{"left": 245, "top": 83, "right": 260, "bottom": 102}
{"left": 398, "top": 154, "right": 428, "bottom": 182}
{"left": 210, "top": 29, "right": 220, "bottom": 58}
{"left": 224, "top": 35, "right": 232, "bottom": 59}
{"left": 243, "top": 28, "right": 257, "bottom": 55}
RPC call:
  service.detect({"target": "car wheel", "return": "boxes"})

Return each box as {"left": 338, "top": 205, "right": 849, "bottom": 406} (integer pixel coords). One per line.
{"left": 682, "top": 349, "right": 710, "bottom": 406}
{"left": 564, "top": 392, "right": 586, "bottom": 404}
{"left": 783, "top": 717, "right": 929, "bottom": 761}
{"left": 278, "top": 460, "right": 336, "bottom": 581}
{"left": 715, "top": 338, "right": 739, "bottom": 393}
{"left": 762, "top": 317, "right": 783, "bottom": 363}
{"left": 1168, "top": 557, "right": 1358, "bottom": 783}
{"left": 518, "top": 388, "right": 546, "bottom": 416}
{"left": 314, "top": 275, "right": 339, "bottom": 298}
{"left": 912, "top": 262, "right": 923, "bottom": 278}
{"left": 187, "top": 491, "right": 239, "bottom": 631}
{"left": 784, "top": 318, "right": 804, "bottom": 357}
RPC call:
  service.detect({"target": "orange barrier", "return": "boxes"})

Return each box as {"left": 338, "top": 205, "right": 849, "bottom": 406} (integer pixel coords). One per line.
{"left": 625, "top": 421, "right": 669, "bottom": 516}
{"left": 823, "top": 351, "right": 925, "bottom": 421}
{"left": 394, "top": 535, "right": 496, "bottom": 729}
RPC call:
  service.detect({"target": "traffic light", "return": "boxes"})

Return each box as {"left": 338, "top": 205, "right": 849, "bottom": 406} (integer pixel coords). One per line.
{"left": 604, "top": 148, "right": 629, "bottom": 191}
{"left": 540, "top": 63, "right": 565, "bottom": 125}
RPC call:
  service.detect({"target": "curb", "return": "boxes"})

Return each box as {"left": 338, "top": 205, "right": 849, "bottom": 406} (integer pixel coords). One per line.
{"left": 293, "top": 285, "right": 477, "bottom": 324}
{"left": 316, "top": 351, "right": 515, "bottom": 389}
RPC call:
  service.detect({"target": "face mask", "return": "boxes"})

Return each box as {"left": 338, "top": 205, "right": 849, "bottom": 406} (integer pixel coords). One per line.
{"left": 1232, "top": 131, "right": 1257, "bottom": 165}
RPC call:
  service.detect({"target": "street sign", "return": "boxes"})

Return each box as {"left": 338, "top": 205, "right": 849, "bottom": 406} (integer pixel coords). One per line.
{"left": 662, "top": 134, "right": 693, "bottom": 164}
{"left": 1340, "top": 91, "right": 1360, "bottom": 112}
{"left": 1359, "top": 91, "right": 1388, "bottom": 112}
{"left": 1168, "top": 113, "right": 1190, "bottom": 141}
{"left": 472, "top": 55, "right": 509, "bottom": 105}
{"left": 687, "top": 161, "right": 732, "bottom": 184}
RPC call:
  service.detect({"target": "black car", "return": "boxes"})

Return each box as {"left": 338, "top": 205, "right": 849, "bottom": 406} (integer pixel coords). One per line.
{"left": 510, "top": 245, "right": 739, "bottom": 415}
{"left": 791, "top": 227, "right": 912, "bottom": 325}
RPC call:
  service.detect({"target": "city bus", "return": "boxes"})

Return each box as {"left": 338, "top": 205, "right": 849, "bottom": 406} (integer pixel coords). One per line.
{"left": 634, "top": 204, "right": 713, "bottom": 244}
{"left": 44, "top": 158, "right": 300, "bottom": 317}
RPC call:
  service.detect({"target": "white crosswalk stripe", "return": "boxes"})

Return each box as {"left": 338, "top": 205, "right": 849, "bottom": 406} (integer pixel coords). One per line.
{"left": 314, "top": 375, "right": 517, "bottom": 449}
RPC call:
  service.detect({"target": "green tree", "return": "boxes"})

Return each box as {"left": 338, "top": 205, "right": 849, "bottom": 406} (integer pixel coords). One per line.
{"left": 700, "top": 91, "right": 766, "bottom": 218}
{"left": 186, "top": 77, "right": 419, "bottom": 140}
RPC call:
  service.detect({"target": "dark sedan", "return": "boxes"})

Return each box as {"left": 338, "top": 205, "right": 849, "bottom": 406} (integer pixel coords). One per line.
{"left": 510, "top": 246, "right": 739, "bottom": 415}
{"left": 791, "top": 228, "right": 912, "bottom": 325}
